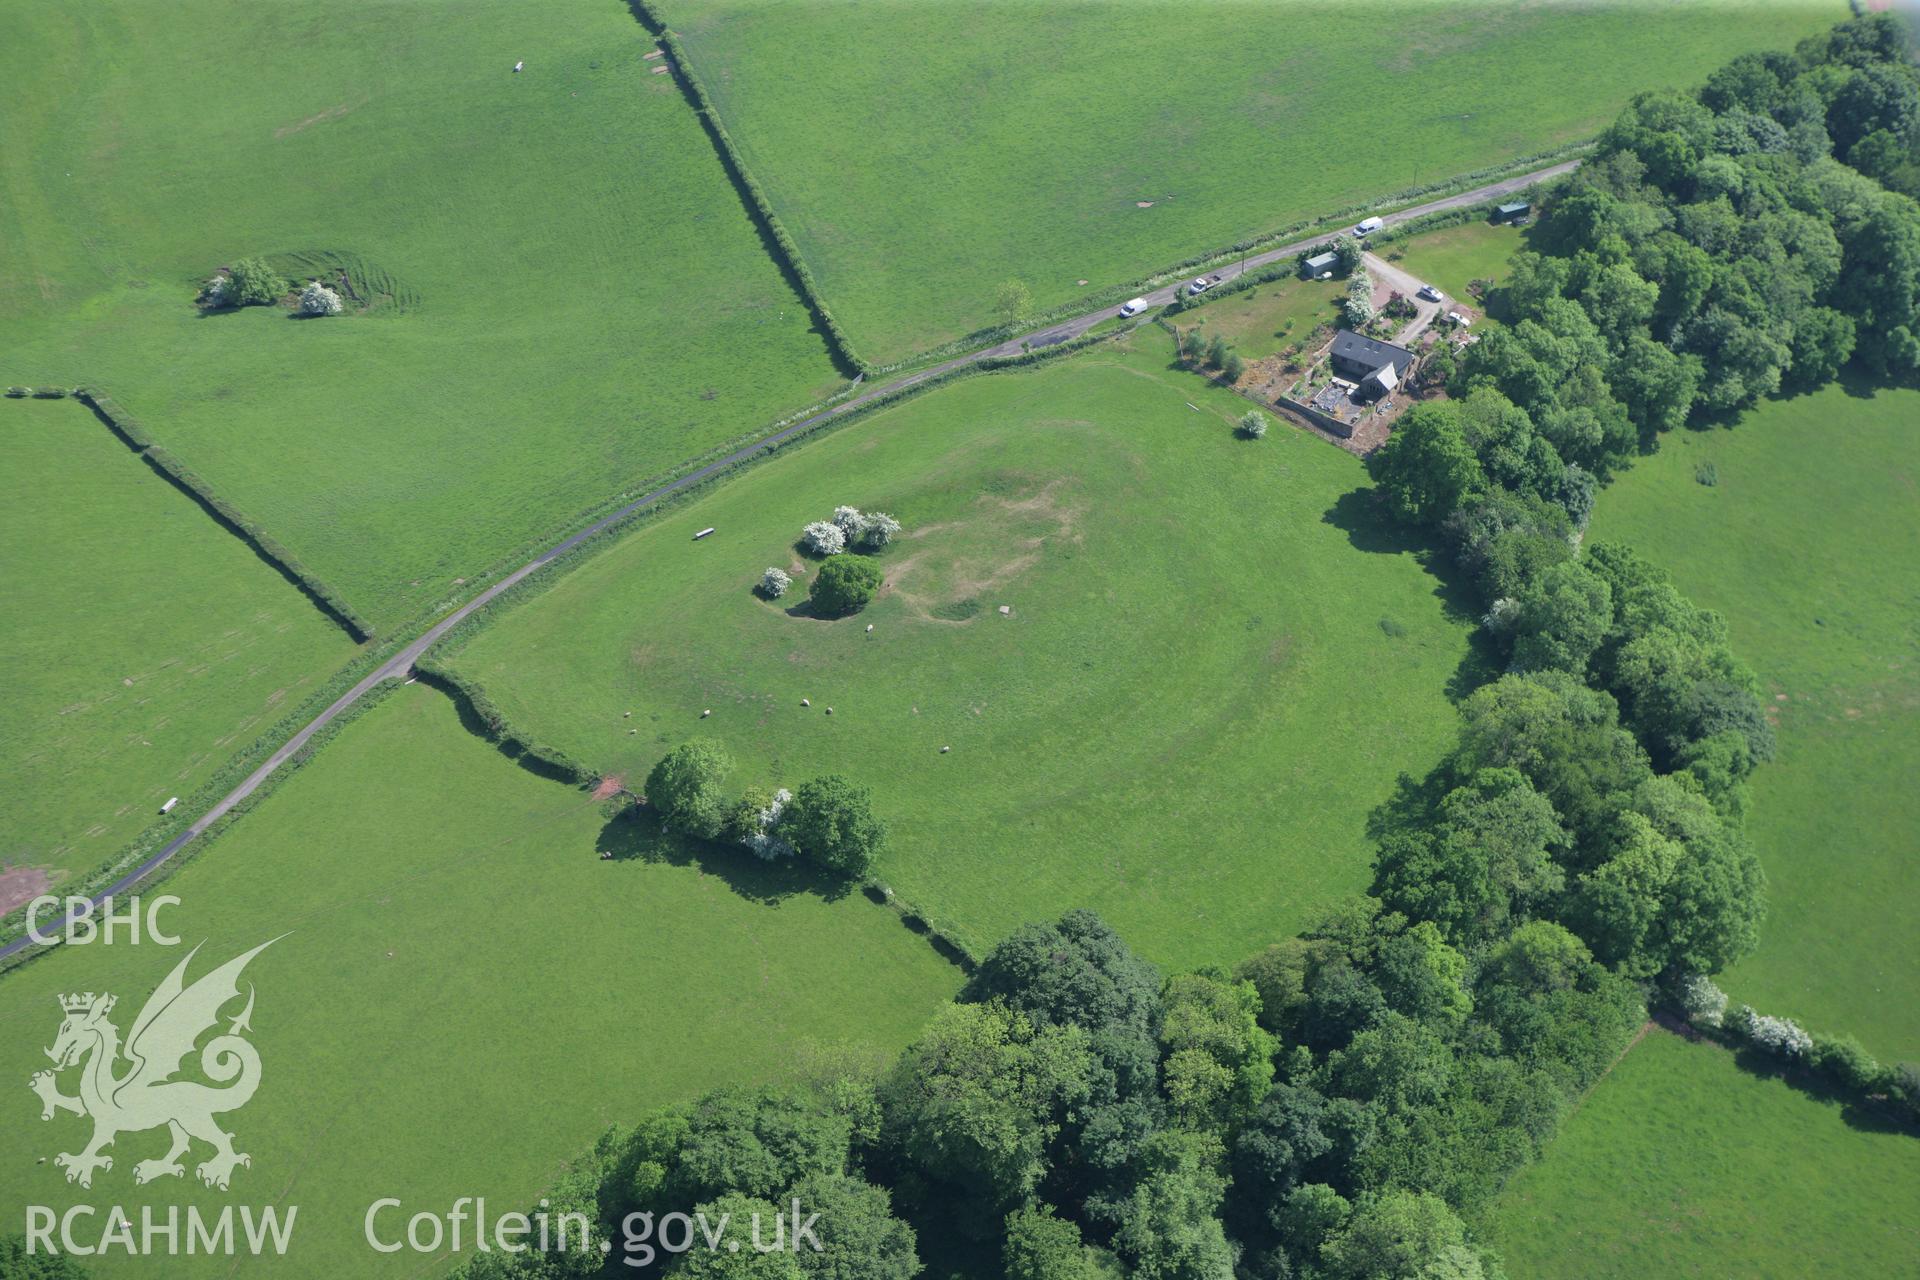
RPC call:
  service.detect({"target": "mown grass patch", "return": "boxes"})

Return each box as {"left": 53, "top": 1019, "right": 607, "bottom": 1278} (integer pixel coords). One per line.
{"left": 1389, "top": 220, "right": 1530, "bottom": 311}
{"left": 1587, "top": 382, "right": 1920, "bottom": 1062}
{"left": 663, "top": 0, "right": 1838, "bottom": 363}
{"left": 0, "top": 0, "right": 845, "bottom": 631}
{"left": 444, "top": 342, "right": 1476, "bottom": 966}
{"left": 1490, "top": 1028, "right": 1920, "bottom": 1278}
{"left": 0, "top": 398, "right": 357, "bottom": 898}
{"left": 0, "top": 684, "right": 961, "bottom": 1277}
{"left": 1182, "top": 274, "right": 1344, "bottom": 362}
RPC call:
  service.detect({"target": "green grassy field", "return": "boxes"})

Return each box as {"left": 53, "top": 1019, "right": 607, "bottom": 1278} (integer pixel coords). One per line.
{"left": 0, "top": 398, "right": 358, "bottom": 904}
{"left": 1184, "top": 274, "right": 1343, "bottom": 361}
{"left": 444, "top": 336, "right": 1476, "bottom": 966}
{"left": 0, "top": 0, "right": 845, "bottom": 632}
{"left": 663, "top": 0, "right": 1838, "bottom": 364}
{"left": 0, "top": 684, "right": 961, "bottom": 1276}
{"left": 1388, "top": 220, "right": 1529, "bottom": 311}
{"left": 1588, "top": 382, "right": 1920, "bottom": 1063}
{"left": 1490, "top": 1028, "right": 1920, "bottom": 1278}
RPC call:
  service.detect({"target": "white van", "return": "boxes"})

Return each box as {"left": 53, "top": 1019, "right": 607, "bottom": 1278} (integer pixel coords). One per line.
{"left": 1353, "top": 216, "right": 1384, "bottom": 237}
{"left": 1119, "top": 297, "right": 1149, "bottom": 317}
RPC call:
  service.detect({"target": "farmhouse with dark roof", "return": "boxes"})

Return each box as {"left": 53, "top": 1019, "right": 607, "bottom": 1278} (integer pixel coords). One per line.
{"left": 1328, "top": 329, "right": 1416, "bottom": 399}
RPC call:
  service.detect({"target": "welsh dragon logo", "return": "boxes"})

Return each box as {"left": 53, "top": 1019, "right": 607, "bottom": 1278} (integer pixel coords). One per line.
{"left": 29, "top": 938, "right": 279, "bottom": 1191}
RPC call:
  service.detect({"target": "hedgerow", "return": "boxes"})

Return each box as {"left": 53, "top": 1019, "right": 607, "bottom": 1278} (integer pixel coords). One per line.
{"left": 629, "top": 1, "right": 870, "bottom": 376}
{"left": 72, "top": 388, "right": 372, "bottom": 640}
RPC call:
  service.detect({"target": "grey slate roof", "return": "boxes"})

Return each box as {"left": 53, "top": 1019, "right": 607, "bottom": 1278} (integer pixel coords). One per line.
{"left": 1330, "top": 329, "right": 1415, "bottom": 377}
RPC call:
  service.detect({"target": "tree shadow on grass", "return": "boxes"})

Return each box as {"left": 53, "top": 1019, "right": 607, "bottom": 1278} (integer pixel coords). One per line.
{"left": 423, "top": 671, "right": 583, "bottom": 786}
{"left": 593, "top": 804, "right": 853, "bottom": 906}
{"left": 1323, "top": 484, "right": 1423, "bottom": 557}
{"left": 1835, "top": 363, "right": 1919, "bottom": 401}
{"left": 1725, "top": 1041, "right": 1920, "bottom": 1139}
{"left": 1364, "top": 768, "right": 1453, "bottom": 847}
{"left": 1446, "top": 622, "right": 1506, "bottom": 704}
{"left": 1655, "top": 1013, "right": 1920, "bottom": 1140}
{"left": 1323, "top": 483, "right": 1495, "bottom": 701}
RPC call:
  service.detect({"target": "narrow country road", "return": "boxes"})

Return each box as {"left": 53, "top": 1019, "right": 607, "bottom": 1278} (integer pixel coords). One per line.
{"left": 0, "top": 157, "right": 1576, "bottom": 963}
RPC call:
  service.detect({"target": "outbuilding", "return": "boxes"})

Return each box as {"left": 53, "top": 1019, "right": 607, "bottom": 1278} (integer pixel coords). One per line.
{"left": 1301, "top": 251, "right": 1339, "bottom": 279}
{"left": 1494, "top": 200, "right": 1532, "bottom": 223}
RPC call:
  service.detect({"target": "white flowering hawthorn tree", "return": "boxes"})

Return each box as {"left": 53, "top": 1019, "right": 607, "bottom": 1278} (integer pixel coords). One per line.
{"left": 800, "top": 520, "right": 847, "bottom": 556}
{"left": 741, "top": 788, "right": 795, "bottom": 860}
{"left": 1678, "top": 973, "right": 1728, "bottom": 1028}
{"left": 1734, "top": 1006, "right": 1812, "bottom": 1059}
{"left": 299, "top": 280, "right": 344, "bottom": 316}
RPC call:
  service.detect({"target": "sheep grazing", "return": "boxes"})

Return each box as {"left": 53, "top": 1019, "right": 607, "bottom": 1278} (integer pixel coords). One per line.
{"left": 513, "top": 60, "right": 524, "bottom": 72}
{"left": 865, "top": 624, "right": 874, "bottom": 634}
{"left": 825, "top": 707, "right": 834, "bottom": 715}
{"left": 940, "top": 746, "right": 950, "bottom": 754}
{"left": 801, "top": 698, "right": 811, "bottom": 707}
{"left": 701, "top": 709, "right": 712, "bottom": 718}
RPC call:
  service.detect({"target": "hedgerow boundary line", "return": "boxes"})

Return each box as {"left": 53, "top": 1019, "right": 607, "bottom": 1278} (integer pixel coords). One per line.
{"left": 0, "top": 322, "right": 1140, "bottom": 973}
{"left": 626, "top": 0, "right": 870, "bottom": 378}
{"left": 54, "top": 386, "right": 375, "bottom": 641}
{"left": 623, "top": 0, "right": 1591, "bottom": 384}
{"left": 0, "top": 152, "right": 1587, "bottom": 974}
{"left": 408, "top": 658, "right": 981, "bottom": 974}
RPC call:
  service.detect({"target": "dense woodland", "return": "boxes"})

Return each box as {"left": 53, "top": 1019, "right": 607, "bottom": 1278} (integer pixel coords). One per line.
{"left": 451, "top": 17, "right": 1920, "bottom": 1280}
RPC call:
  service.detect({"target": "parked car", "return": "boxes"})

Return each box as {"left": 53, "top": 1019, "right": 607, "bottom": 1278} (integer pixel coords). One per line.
{"left": 1188, "top": 275, "right": 1221, "bottom": 296}
{"left": 1417, "top": 285, "right": 1443, "bottom": 302}
{"left": 1446, "top": 310, "right": 1473, "bottom": 327}
{"left": 1353, "top": 216, "right": 1384, "bottom": 237}
{"left": 1119, "top": 297, "right": 1149, "bottom": 317}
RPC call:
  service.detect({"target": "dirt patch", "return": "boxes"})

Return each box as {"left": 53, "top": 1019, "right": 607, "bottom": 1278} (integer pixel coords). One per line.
{"left": 274, "top": 99, "right": 365, "bottom": 139}
{"left": 0, "top": 864, "right": 55, "bottom": 917}
{"left": 592, "top": 775, "right": 627, "bottom": 801}
{"left": 887, "top": 478, "right": 1085, "bottom": 623}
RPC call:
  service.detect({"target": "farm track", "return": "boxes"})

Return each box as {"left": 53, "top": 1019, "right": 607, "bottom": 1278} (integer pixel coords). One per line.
{"left": 0, "top": 158, "right": 1575, "bottom": 964}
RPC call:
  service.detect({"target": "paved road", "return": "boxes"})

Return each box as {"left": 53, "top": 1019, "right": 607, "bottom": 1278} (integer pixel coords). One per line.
{"left": 996, "top": 160, "right": 1574, "bottom": 354}
{"left": 0, "top": 157, "right": 1576, "bottom": 963}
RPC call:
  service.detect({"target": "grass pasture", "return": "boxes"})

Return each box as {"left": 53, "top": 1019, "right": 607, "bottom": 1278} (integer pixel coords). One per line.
{"left": 0, "top": 398, "right": 358, "bottom": 905}
{"left": 0, "top": 684, "right": 962, "bottom": 1277}
{"left": 1588, "top": 383, "right": 1920, "bottom": 1063}
{"left": 662, "top": 0, "right": 1839, "bottom": 364}
{"left": 444, "top": 338, "right": 1476, "bottom": 967}
{"left": 1183, "top": 273, "right": 1344, "bottom": 361}
{"left": 1387, "top": 220, "right": 1529, "bottom": 312}
{"left": 0, "top": 0, "right": 845, "bottom": 632}
{"left": 1490, "top": 1028, "right": 1920, "bottom": 1279}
